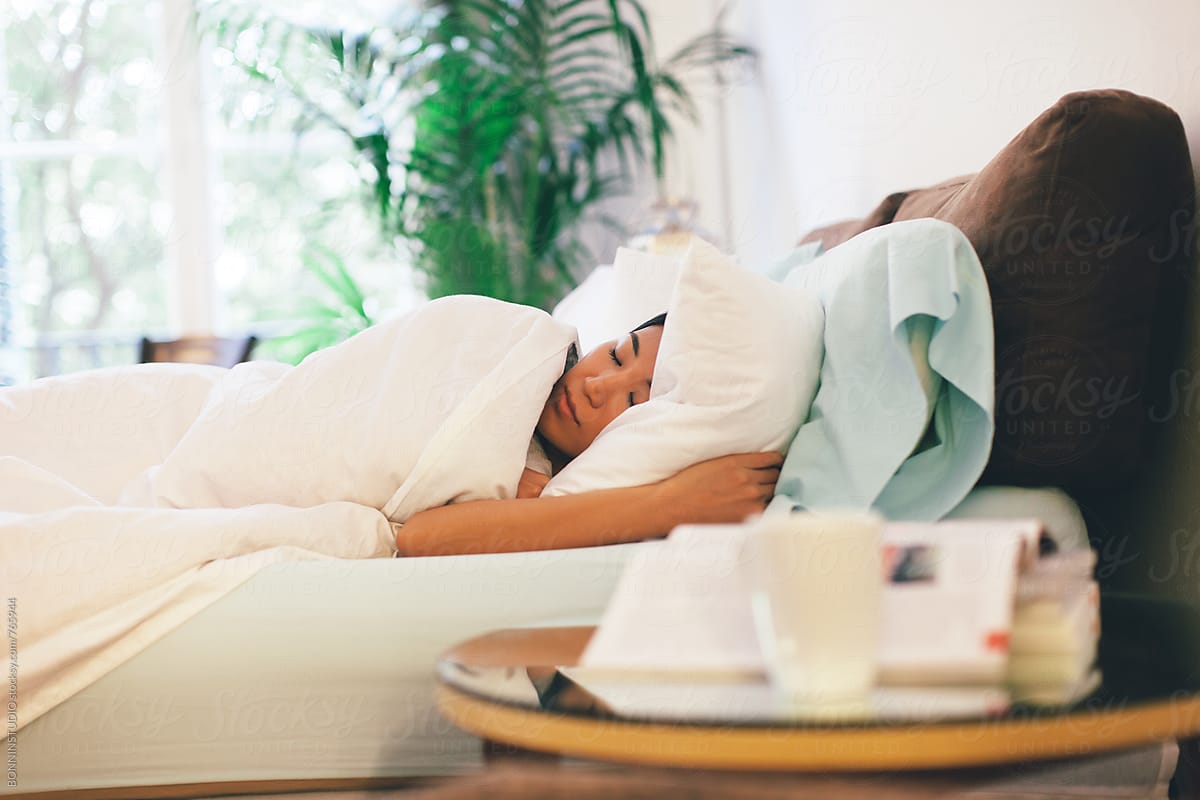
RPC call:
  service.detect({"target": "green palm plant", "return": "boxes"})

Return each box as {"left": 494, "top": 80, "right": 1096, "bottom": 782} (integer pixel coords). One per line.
{"left": 199, "top": 0, "right": 752, "bottom": 312}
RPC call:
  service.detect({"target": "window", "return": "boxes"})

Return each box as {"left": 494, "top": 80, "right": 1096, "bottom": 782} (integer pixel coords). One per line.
{"left": 0, "top": 0, "right": 419, "bottom": 385}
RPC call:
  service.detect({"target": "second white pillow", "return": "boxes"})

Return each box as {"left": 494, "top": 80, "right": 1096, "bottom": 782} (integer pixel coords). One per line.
{"left": 551, "top": 247, "right": 681, "bottom": 353}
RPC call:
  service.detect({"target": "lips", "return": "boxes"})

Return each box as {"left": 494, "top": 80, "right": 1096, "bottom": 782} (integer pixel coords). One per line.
{"left": 560, "top": 385, "right": 580, "bottom": 425}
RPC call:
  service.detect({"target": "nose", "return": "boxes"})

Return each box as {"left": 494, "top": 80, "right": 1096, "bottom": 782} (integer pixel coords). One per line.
{"left": 582, "top": 372, "right": 621, "bottom": 408}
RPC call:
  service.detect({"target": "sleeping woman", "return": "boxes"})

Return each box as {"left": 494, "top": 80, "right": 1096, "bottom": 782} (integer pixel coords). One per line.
{"left": 395, "top": 312, "right": 783, "bottom": 557}
{"left": 0, "top": 301, "right": 781, "bottom": 555}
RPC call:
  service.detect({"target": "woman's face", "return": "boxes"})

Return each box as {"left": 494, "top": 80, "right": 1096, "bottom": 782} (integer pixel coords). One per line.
{"left": 536, "top": 325, "right": 665, "bottom": 460}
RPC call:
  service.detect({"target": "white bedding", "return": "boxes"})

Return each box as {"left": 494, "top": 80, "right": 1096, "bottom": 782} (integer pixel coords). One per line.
{"left": 0, "top": 295, "right": 578, "bottom": 731}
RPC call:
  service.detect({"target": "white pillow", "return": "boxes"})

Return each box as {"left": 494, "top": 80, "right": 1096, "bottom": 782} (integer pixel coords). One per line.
{"left": 551, "top": 265, "right": 616, "bottom": 354}
{"left": 552, "top": 248, "right": 681, "bottom": 353}
{"left": 609, "top": 246, "right": 681, "bottom": 331}
{"left": 542, "top": 237, "right": 825, "bottom": 495}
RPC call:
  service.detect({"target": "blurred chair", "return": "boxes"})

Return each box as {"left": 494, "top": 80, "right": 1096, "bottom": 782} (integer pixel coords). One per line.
{"left": 138, "top": 335, "right": 257, "bottom": 369}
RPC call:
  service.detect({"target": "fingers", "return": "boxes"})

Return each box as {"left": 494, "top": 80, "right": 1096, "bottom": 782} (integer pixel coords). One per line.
{"left": 751, "top": 451, "right": 785, "bottom": 468}
{"left": 717, "top": 451, "right": 784, "bottom": 469}
{"left": 750, "top": 483, "right": 776, "bottom": 513}
{"left": 753, "top": 466, "right": 781, "bottom": 485}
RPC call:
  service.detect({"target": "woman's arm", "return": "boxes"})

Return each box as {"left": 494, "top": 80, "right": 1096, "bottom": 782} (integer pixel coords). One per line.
{"left": 395, "top": 451, "right": 783, "bottom": 557}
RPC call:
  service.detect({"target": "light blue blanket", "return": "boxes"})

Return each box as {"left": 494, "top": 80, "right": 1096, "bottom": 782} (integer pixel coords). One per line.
{"left": 769, "top": 218, "right": 995, "bottom": 521}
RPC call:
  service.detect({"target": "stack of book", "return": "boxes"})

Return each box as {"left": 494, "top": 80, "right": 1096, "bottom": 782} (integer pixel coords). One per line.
{"left": 881, "top": 520, "right": 1103, "bottom": 706}
{"left": 1008, "top": 547, "right": 1101, "bottom": 705}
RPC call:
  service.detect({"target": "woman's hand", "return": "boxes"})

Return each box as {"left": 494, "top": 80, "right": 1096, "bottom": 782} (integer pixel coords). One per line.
{"left": 653, "top": 451, "right": 783, "bottom": 526}
{"left": 517, "top": 467, "right": 550, "bottom": 499}
{"left": 398, "top": 453, "right": 782, "bottom": 557}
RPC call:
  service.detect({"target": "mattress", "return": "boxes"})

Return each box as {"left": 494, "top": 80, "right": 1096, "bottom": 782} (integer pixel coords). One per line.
{"left": 5, "top": 487, "right": 1168, "bottom": 799}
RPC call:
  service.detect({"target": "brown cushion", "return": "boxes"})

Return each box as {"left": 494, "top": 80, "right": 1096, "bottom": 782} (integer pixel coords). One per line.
{"left": 804, "top": 89, "right": 1196, "bottom": 489}
{"left": 799, "top": 191, "right": 910, "bottom": 251}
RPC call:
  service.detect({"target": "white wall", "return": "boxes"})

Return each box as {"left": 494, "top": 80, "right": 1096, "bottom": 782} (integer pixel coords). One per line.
{"left": 651, "top": 0, "right": 1200, "bottom": 269}
{"left": 631, "top": 0, "right": 730, "bottom": 248}
{"left": 645, "top": 0, "right": 801, "bottom": 270}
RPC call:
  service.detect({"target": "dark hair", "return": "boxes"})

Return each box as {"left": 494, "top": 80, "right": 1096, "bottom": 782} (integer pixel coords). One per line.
{"left": 631, "top": 312, "right": 667, "bottom": 333}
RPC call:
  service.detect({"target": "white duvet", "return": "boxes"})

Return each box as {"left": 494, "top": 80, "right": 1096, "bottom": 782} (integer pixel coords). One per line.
{"left": 0, "top": 295, "right": 578, "bottom": 730}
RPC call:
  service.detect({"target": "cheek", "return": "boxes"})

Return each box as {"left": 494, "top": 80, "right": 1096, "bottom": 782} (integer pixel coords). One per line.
{"left": 591, "top": 403, "right": 627, "bottom": 436}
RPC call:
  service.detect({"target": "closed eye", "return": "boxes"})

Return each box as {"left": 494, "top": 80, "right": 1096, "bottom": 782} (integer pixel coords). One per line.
{"left": 609, "top": 346, "right": 621, "bottom": 367}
